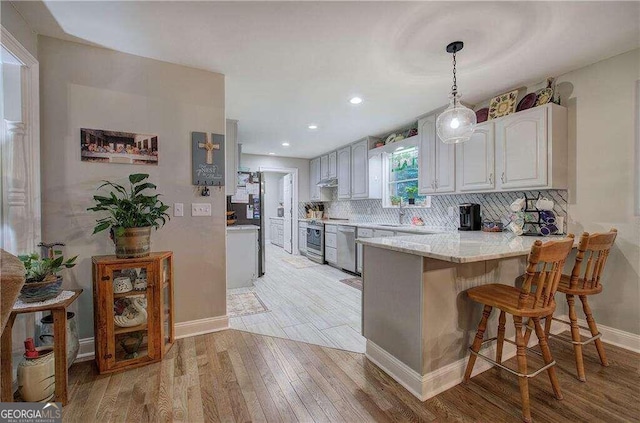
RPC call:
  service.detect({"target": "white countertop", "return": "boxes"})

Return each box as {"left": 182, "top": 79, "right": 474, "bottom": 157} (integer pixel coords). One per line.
{"left": 357, "top": 231, "right": 574, "bottom": 263}
{"left": 299, "top": 219, "right": 444, "bottom": 234}
{"left": 227, "top": 224, "right": 260, "bottom": 232}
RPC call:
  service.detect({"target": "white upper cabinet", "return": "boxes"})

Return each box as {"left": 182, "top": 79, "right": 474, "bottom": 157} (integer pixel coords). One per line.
{"left": 320, "top": 154, "right": 329, "bottom": 179}
{"left": 456, "top": 123, "right": 495, "bottom": 192}
{"left": 494, "top": 104, "right": 567, "bottom": 190}
{"left": 418, "top": 115, "right": 436, "bottom": 194}
{"left": 435, "top": 138, "right": 455, "bottom": 193}
{"left": 418, "top": 114, "right": 455, "bottom": 194}
{"left": 351, "top": 139, "right": 369, "bottom": 199}
{"left": 495, "top": 106, "right": 547, "bottom": 189}
{"left": 328, "top": 150, "right": 337, "bottom": 179}
{"left": 309, "top": 157, "right": 321, "bottom": 201}
{"left": 337, "top": 146, "right": 351, "bottom": 199}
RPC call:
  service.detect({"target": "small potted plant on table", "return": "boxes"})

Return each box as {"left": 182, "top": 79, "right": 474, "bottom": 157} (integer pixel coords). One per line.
{"left": 390, "top": 195, "right": 401, "bottom": 206}
{"left": 88, "top": 173, "right": 170, "bottom": 258}
{"left": 405, "top": 186, "right": 419, "bottom": 205}
{"left": 18, "top": 251, "right": 77, "bottom": 303}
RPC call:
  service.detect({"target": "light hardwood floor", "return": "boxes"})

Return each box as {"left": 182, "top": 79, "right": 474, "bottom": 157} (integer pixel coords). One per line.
{"left": 228, "top": 244, "right": 365, "bottom": 353}
{"left": 63, "top": 329, "right": 640, "bottom": 422}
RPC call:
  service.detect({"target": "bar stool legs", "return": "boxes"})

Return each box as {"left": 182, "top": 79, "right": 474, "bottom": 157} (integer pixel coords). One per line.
{"left": 464, "top": 305, "right": 492, "bottom": 381}
{"left": 496, "top": 310, "right": 507, "bottom": 365}
{"left": 567, "top": 294, "right": 587, "bottom": 382}
{"left": 580, "top": 295, "right": 609, "bottom": 367}
{"left": 532, "top": 317, "right": 563, "bottom": 400}
{"left": 514, "top": 316, "right": 532, "bottom": 423}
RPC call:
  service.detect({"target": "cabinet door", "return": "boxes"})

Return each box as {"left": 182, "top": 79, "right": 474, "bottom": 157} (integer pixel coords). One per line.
{"left": 159, "top": 255, "right": 173, "bottom": 353}
{"left": 328, "top": 151, "right": 337, "bottom": 178}
{"left": 105, "top": 262, "right": 156, "bottom": 370}
{"left": 337, "top": 146, "right": 351, "bottom": 199}
{"left": 320, "top": 155, "right": 329, "bottom": 179}
{"left": 298, "top": 227, "right": 307, "bottom": 252}
{"left": 309, "top": 158, "right": 320, "bottom": 200}
{"left": 351, "top": 139, "right": 369, "bottom": 199}
{"left": 496, "top": 107, "right": 548, "bottom": 189}
{"left": 456, "top": 123, "right": 495, "bottom": 191}
{"left": 435, "top": 140, "right": 455, "bottom": 193}
{"left": 418, "top": 115, "right": 437, "bottom": 194}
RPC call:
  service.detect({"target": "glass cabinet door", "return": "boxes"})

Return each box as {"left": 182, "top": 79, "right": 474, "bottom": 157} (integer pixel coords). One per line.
{"left": 106, "top": 262, "right": 155, "bottom": 367}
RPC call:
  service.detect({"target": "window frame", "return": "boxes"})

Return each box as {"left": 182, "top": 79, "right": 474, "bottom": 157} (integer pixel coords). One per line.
{"left": 379, "top": 139, "right": 431, "bottom": 209}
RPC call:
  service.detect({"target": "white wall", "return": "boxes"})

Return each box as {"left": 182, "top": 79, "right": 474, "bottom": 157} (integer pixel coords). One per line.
{"left": 241, "top": 154, "right": 310, "bottom": 202}
{"left": 39, "top": 36, "right": 227, "bottom": 338}
{"left": 556, "top": 48, "right": 640, "bottom": 335}
{"left": 1, "top": 2, "right": 38, "bottom": 59}
{"left": 263, "top": 172, "right": 285, "bottom": 240}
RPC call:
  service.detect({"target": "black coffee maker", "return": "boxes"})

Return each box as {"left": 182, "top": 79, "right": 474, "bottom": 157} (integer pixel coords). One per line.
{"left": 459, "top": 203, "right": 481, "bottom": 231}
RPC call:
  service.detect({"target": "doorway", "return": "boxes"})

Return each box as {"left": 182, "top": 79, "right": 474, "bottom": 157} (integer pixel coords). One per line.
{"left": 263, "top": 171, "right": 294, "bottom": 254}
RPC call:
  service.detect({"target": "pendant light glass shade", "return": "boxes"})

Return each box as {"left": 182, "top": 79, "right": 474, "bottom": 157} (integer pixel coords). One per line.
{"left": 436, "top": 93, "right": 477, "bottom": 144}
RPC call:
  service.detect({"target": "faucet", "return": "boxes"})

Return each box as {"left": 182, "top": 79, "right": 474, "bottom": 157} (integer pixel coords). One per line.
{"left": 398, "top": 200, "right": 406, "bottom": 225}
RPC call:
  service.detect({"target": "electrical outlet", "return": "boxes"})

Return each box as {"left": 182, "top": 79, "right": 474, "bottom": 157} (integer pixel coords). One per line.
{"left": 192, "top": 203, "right": 212, "bottom": 217}
{"left": 174, "top": 203, "right": 184, "bottom": 217}
{"left": 448, "top": 206, "right": 455, "bottom": 217}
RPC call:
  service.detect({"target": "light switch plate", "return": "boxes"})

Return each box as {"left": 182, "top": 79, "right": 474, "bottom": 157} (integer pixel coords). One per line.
{"left": 174, "top": 203, "right": 184, "bottom": 217}
{"left": 192, "top": 203, "right": 212, "bottom": 217}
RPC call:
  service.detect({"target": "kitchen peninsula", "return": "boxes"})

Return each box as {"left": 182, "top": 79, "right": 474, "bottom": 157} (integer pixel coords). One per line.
{"left": 358, "top": 232, "right": 574, "bottom": 401}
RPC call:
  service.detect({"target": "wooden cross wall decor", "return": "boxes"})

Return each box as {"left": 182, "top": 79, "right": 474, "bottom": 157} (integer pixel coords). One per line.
{"left": 198, "top": 133, "right": 220, "bottom": 165}
{"left": 192, "top": 131, "right": 225, "bottom": 186}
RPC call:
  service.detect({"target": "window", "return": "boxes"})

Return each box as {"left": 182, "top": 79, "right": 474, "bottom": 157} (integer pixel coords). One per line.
{"left": 383, "top": 146, "right": 430, "bottom": 208}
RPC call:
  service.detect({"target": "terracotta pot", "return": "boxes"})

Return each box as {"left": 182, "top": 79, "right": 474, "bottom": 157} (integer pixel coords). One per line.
{"left": 17, "top": 348, "right": 55, "bottom": 402}
{"left": 114, "top": 227, "right": 151, "bottom": 258}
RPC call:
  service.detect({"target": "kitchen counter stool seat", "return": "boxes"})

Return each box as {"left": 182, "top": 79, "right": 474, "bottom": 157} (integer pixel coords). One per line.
{"left": 463, "top": 236, "right": 575, "bottom": 423}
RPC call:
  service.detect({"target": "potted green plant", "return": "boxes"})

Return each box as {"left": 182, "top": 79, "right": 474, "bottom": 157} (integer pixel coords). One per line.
{"left": 405, "top": 186, "right": 419, "bottom": 205}
{"left": 18, "top": 252, "right": 77, "bottom": 303}
{"left": 88, "top": 173, "right": 170, "bottom": 258}
{"left": 390, "top": 195, "right": 401, "bottom": 206}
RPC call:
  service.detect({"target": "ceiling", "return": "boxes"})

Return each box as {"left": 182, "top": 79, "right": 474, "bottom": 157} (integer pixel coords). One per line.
{"left": 12, "top": 1, "right": 640, "bottom": 158}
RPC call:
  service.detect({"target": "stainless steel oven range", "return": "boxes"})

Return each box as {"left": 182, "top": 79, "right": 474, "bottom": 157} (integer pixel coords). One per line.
{"left": 306, "top": 221, "right": 324, "bottom": 263}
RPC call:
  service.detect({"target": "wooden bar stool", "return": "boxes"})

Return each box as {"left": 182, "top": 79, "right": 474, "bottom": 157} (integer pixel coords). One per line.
{"left": 463, "top": 236, "right": 575, "bottom": 423}
{"left": 541, "top": 229, "right": 617, "bottom": 382}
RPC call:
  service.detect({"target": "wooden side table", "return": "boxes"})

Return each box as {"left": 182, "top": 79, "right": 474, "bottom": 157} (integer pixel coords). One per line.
{"left": 0, "top": 289, "right": 82, "bottom": 405}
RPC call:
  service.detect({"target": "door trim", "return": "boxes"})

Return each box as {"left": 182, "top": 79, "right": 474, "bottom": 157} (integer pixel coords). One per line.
{"left": 259, "top": 166, "right": 299, "bottom": 255}
{"left": 1, "top": 25, "right": 40, "bottom": 253}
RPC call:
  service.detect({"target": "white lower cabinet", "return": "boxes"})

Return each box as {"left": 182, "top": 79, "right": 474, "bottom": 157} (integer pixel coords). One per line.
{"left": 298, "top": 222, "right": 307, "bottom": 255}
{"left": 270, "top": 218, "right": 284, "bottom": 247}
{"left": 356, "top": 228, "right": 374, "bottom": 274}
{"left": 227, "top": 228, "right": 259, "bottom": 289}
{"left": 325, "top": 246, "right": 337, "bottom": 264}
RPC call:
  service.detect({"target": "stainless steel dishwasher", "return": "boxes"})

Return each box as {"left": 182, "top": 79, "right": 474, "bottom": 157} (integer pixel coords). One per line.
{"left": 337, "top": 225, "right": 356, "bottom": 273}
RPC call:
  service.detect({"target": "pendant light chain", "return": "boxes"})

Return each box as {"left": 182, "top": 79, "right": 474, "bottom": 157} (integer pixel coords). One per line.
{"left": 451, "top": 49, "right": 458, "bottom": 107}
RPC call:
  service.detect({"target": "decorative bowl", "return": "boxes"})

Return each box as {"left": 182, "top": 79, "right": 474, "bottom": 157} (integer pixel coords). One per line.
{"left": 113, "top": 277, "right": 133, "bottom": 294}
{"left": 19, "top": 276, "right": 63, "bottom": 303}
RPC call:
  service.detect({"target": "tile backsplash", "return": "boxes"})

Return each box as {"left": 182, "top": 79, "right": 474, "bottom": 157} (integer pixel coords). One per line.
{"left": 300, "top": 190, "right": 568, "bottom": 232}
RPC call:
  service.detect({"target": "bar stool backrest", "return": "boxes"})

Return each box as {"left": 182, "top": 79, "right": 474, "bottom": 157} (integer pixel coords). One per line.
{"left": 519, "top": 235, "right": 575, "bottom": 311}
{"left": 569, "top": 229, "right": 618, "bottom": 291}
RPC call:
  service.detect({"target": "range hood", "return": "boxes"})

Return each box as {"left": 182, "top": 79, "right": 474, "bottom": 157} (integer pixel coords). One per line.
{"left": 317, "top": 177, "right": 338, "bottom": 188}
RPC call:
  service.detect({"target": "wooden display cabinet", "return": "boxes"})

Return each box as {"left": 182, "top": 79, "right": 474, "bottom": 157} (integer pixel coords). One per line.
{"left": 92, "top": 252, "right": 174, "bottom": 374}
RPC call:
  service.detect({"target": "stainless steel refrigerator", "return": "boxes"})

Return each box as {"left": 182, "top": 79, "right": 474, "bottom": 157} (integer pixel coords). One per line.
{"left": 226, "top": 171, "right": 265, "bottom": 276}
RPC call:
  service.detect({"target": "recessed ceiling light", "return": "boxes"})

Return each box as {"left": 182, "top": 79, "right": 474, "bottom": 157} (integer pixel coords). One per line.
{"left": 349, "top": 97, "right": 363, "bottom": 105}
{"left": 282, "top": 142, "right": 290, "bottom": 147}
{"left": 308, "top": 124, "right": 318, "bottom": 130}
{"left": 268, "top": 152, "right": 275, "bottom": 155}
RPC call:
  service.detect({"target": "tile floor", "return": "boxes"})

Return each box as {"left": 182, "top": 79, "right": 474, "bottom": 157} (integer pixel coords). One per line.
{"left": 228, "top": 243, "right": 366, "bottom": 353}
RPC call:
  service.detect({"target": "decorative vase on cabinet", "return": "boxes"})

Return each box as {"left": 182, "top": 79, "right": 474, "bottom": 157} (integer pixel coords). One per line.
{"left": 92, "top": 251, "right": 174, "bottom": 374}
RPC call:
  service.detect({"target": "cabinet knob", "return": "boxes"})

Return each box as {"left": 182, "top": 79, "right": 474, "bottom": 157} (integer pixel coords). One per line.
{"left": 101, "top": 276, "right": 110, "bottom": 281}
{"left": 501, "top": 172, "right": 505, "bottom": 183}
{"left": 104, "top": 353, "right": 112, "bottom": 359}
{"left": 489, "top": 173, "right": 493, "bottom": 184}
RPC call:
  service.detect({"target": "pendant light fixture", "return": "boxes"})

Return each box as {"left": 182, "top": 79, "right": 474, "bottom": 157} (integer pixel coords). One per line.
{"left": 436, "top": 41, "right": 476, "bottom": 144}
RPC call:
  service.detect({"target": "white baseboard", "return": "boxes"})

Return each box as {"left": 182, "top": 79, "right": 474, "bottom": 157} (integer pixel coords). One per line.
{"left": 72, "top": 315, "right": 230, "bottom": 363}
{"left": 365, "top": 318, "right": 566, "bottom": 401}
{"left": 554, "top": 314, "right": 640, "bottom": 354}
{"left": 75, "top": 337, "right": 95, "bottom": 362}
{"left": 174, "top": 315, "right": 229, "bottom": 339}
